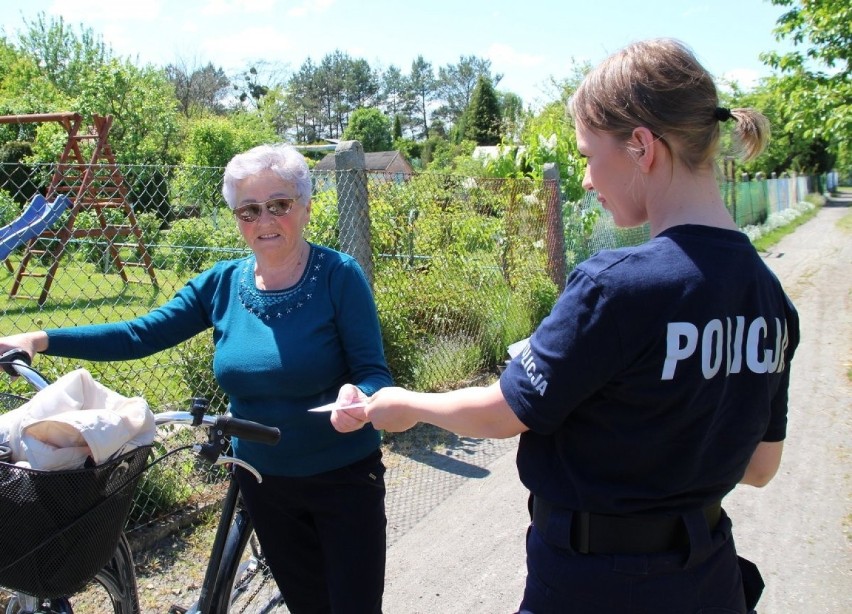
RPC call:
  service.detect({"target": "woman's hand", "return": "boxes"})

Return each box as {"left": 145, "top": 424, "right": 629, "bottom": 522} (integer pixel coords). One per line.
{"left": 330, "top": 381, "right": 526, "bottom": 439}
{"left": 330, "top": 386, "right": 420, "bottom": 434}
{"left": 0, "top": 331, "right": 48, "bottom": 360}
{"left": 330, "top": 383, "right": 369, "bottom": 433}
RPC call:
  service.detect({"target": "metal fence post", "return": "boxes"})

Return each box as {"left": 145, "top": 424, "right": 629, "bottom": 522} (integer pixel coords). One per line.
{"left": 543, "top": 163, "right": 567, "bottom": 291}
{"left": 334, "top": 140, "right": 373, "bottom": 285}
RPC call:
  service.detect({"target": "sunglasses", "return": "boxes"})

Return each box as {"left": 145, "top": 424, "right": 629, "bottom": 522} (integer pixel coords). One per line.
{"left": 233, "top": 198, "right": 297, "bottom": 222}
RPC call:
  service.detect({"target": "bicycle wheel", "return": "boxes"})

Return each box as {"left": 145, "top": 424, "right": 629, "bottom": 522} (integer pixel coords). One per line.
{"left": 0, "top": 587, "right": 73, "bottom": 614}
{"left": 0, "top": 536, "right": 136, "bottom": 614}
{"left": 58, "top": 536, "right": 139, "bottom": 614}
{"left": 0, "top": 590, "right": 72, "bottom": 613}
{"left": 209, "top": 511, "right": 284, "bottom": 613}
{"left": 0, "top": 584, "right": 124, "bottom": 614}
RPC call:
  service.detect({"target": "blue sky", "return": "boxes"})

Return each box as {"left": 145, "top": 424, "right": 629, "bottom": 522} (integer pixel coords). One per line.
{"left": 0, "top": 0, "right": 795, "bottom": 108}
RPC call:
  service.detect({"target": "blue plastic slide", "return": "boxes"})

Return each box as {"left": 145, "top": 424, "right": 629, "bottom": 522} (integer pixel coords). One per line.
{"left": 0, "top": 194, "right": 70, "bottom": 261}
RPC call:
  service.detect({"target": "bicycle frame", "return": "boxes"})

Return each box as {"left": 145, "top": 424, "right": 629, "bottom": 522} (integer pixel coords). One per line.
{"left": 187, "top": 478, "right": 252, "bottom": 614}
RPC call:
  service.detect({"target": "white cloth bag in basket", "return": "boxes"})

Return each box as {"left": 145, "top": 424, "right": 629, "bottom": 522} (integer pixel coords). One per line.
{"left": 0, "top": 368, "right": 155, "bottom": 470}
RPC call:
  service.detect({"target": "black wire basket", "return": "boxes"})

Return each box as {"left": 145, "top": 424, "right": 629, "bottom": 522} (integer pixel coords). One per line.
{"left": 0, "top": 444, "right": 151, "bottom": 598}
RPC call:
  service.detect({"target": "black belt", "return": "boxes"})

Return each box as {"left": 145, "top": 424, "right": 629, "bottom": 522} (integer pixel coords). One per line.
{"left": 532, "top": 497, "right": 722, "bottom": 555}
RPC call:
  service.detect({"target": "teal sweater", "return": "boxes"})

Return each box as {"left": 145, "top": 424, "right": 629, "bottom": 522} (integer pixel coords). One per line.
{"left": 46, "top": 244, "right": 392, "bottom": 476}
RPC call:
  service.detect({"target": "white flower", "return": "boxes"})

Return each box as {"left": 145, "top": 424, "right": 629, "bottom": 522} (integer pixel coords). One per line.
{"left": 538, "top": 133, "right": 557, "bottom": 153}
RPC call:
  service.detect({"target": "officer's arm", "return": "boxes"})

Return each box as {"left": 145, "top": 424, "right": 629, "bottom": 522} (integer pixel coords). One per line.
{"left": 740, "top": 440, "right": 784, "bottom": 487}
{"left": 357, "top": 381, "right": 529, "bottom": 439}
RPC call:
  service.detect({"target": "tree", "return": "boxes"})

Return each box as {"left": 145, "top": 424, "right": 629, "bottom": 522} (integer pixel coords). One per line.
{"left": 288, "top": 58, "right": 323, "bottom": 143}
{"left": 166, "top": 59, "right": 231, "bottom": 117}
{"left": 764, "top": 0, "right": 850, "bottom": 75}
{"left": 498, "top": 91, "right": 526, "bottom": 142}
{"left": 345, "top": 58, "right": 380, "bottom": 109}
{"left": 760, "top": 0, "right": 851, "bottom": 175}
{"left": 405, "top": 56, "right": 436, "bottom": 139}
{"left": 380, "top": 65, "right": 407, "bottom": 118}
{"left": 342, "top": 107, "right": 392, "bottom": 152}
{"left": 0, "top": 38, "right": 67, "bottom": 131}
{"left": 15, "top": 12, "right": 110, "bottom": 96}
{"left": 462, "top": 76, "right": 502, "bottom": 145}
{"left": 736, "top": 75, "right": 838, "bottom": 176}
{"left": 316, "top": 50, "right": 355, "bottom": 138}
{"left": 7, "top": 14, "right": 180, "bottom": 167}
{"left": 72, "top": 59, "right": 181, "bottom": 165}
{"left": 234, "top": 66, "right": 270, "bottom": 108}
{"left": 435, "top": 55, "right": 502, "bottom": 127}
{"left": 393, "top": 114, "right": 403, "bottom": 141}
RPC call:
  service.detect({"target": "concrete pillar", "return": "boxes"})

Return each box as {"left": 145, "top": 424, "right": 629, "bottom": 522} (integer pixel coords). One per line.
{"left": 543, "top": 163, "right": 567, "bottom": 291}
{"left": 334, "top": 140, "right": 373, "bottom": 285}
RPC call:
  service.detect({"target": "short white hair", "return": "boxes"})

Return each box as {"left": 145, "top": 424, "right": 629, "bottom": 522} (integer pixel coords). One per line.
{"left": 221, "top": 144, "right": 312, "bottom": 209}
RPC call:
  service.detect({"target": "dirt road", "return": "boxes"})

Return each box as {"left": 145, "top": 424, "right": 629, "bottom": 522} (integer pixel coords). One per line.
{"left": 724, "top": 196, "right": 851, "bottom": 612}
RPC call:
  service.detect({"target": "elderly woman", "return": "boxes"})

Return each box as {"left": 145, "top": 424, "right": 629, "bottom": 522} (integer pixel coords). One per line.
{"left": 0, "top": 144, "right": 392, "bottom": 613}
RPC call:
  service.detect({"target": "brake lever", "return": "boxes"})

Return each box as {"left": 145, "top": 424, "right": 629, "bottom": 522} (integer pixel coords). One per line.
{"left": 213, "top": 455, "right": 262, "bottom": 483}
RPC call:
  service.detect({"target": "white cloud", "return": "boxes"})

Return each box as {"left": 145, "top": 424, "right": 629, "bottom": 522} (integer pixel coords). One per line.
{"left": 486, "top": 43, "right": 544, "bottom": 69}
{"left": 199, "top": 25, "right": 294, "bottom": 68}
{"left": 720, "top": 68, "right": 761, "bottom": 90}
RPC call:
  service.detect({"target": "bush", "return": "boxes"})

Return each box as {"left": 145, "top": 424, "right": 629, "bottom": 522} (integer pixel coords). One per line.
{"left": 374, "top": 253, "right": 542, "bottom": 390}
{"left": 161, "top": 216, "right": 243, "bottom": 274}
{"left": 176, "top": 331, "right": 229, "bottom": 414}
{"left": 0, "top": 189, "right": 21, "bottom": 226}
{"left": 0, "top": 141, "right": 39, "bottom": 205}
{"left": 305, "top": 188, "right": 340, "bottom": 249}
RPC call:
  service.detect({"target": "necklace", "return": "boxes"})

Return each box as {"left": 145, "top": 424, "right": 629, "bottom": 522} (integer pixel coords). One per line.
{"left": 238, "top": 244, "right": 322, "bottom": 321}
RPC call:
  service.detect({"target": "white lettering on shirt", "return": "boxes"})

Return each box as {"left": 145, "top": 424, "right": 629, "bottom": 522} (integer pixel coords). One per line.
{"left": 661, "top": 317, "right": 789, "bottom": 380}
{"left": 520, "top": 344, "right": 549, "bottom": 396}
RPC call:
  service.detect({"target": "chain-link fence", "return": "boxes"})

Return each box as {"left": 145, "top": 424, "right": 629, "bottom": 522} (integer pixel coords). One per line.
{"left": 0, "top": 155, "right": 821, "bottom": 536}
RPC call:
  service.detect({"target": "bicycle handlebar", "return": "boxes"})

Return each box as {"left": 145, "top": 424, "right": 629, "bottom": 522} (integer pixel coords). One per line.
{"left": 0, "top": 348, "right": 49, "bottom": 391}
{"left": 154, "top": 411, "right": 281, "bottom": 446}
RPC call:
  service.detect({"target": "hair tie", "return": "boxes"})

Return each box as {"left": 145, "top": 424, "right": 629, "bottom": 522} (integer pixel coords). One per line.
{"left": 714, "top": 107, "right": 734, "bottom": 122}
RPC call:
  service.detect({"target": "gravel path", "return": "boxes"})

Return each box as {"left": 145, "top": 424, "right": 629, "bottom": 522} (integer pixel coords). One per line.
{"left": 723, "top": 195, "right": 851, "bottom": 612}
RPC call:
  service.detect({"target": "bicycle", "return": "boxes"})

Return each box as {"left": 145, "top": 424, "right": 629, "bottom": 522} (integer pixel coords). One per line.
{"left": 0, "top": 349, "right": 287, "bottom": 614}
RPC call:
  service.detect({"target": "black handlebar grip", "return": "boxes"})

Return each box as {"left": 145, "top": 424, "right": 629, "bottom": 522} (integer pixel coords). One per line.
{"left": 216, "top": 416, "right": 281, "bottom": 445}
{"left": 0, "top": 348, "right": 32, "bottom": 376}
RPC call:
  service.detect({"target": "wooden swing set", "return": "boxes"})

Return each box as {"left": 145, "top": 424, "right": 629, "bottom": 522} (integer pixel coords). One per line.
{"left": 0, "top": 112, "right": 157, "bottom": 305}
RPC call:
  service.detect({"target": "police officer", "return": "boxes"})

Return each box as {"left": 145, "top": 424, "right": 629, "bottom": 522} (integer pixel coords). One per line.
{"left": 333, "top": 38, "right": 799, "bottom": 613}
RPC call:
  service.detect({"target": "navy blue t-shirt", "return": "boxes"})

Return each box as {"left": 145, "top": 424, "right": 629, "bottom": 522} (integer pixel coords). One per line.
{"left": 500, "top": 225, "right": 799, "bottom": 516}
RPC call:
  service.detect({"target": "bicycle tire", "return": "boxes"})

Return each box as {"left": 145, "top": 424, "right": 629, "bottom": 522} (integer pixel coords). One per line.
{"left": 208, "top": 510, "right": 284, "bottom": 613}
{"left": 0, "top": 591, "right": 71, "bottom": 613}
{"left": 0, "top": 535, "right": 137, "bottom": 614}
{"left": 0, "top": 579, "right": 116, "bottom": 614}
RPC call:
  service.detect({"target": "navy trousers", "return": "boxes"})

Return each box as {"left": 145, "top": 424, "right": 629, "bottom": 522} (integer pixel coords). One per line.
{"left": 236, "top": 450, "right": 386, "bottom": 614}
{"left": 517, "top": 509, "right": 750, "bottom": 613}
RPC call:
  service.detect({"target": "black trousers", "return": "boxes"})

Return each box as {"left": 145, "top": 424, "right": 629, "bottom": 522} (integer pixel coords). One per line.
{"left": 236, "top": 450, "right": 386, "bottom": 614}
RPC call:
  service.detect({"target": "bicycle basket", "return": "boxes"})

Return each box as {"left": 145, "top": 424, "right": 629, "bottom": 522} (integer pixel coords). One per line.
{"left": 0, "top": 445, "right": 151, "bottom": 598}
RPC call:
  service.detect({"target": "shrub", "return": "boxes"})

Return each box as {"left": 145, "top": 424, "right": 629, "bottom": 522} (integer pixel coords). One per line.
{"left": 374, "top": 253, "right": 540, "bottom": 389}
{"left": 305, "top": 188, "right": 340, "bottom": 249}
{"left": 176, "top": 331, "right": 229, "bottom": 414}
{"left": 161, "top": 217, "right": 244, "bottom": 274}
{"left": 0, "top": 189, "right": 21, "bottom": 226}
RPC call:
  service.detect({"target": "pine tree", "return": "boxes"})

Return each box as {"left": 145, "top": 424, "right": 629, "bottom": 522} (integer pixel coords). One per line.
{"left": 393, "top": 114, "right": 403, "bottom": 140}
{"left": 463, "top": 76, "right": 502, "bottom": 145}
